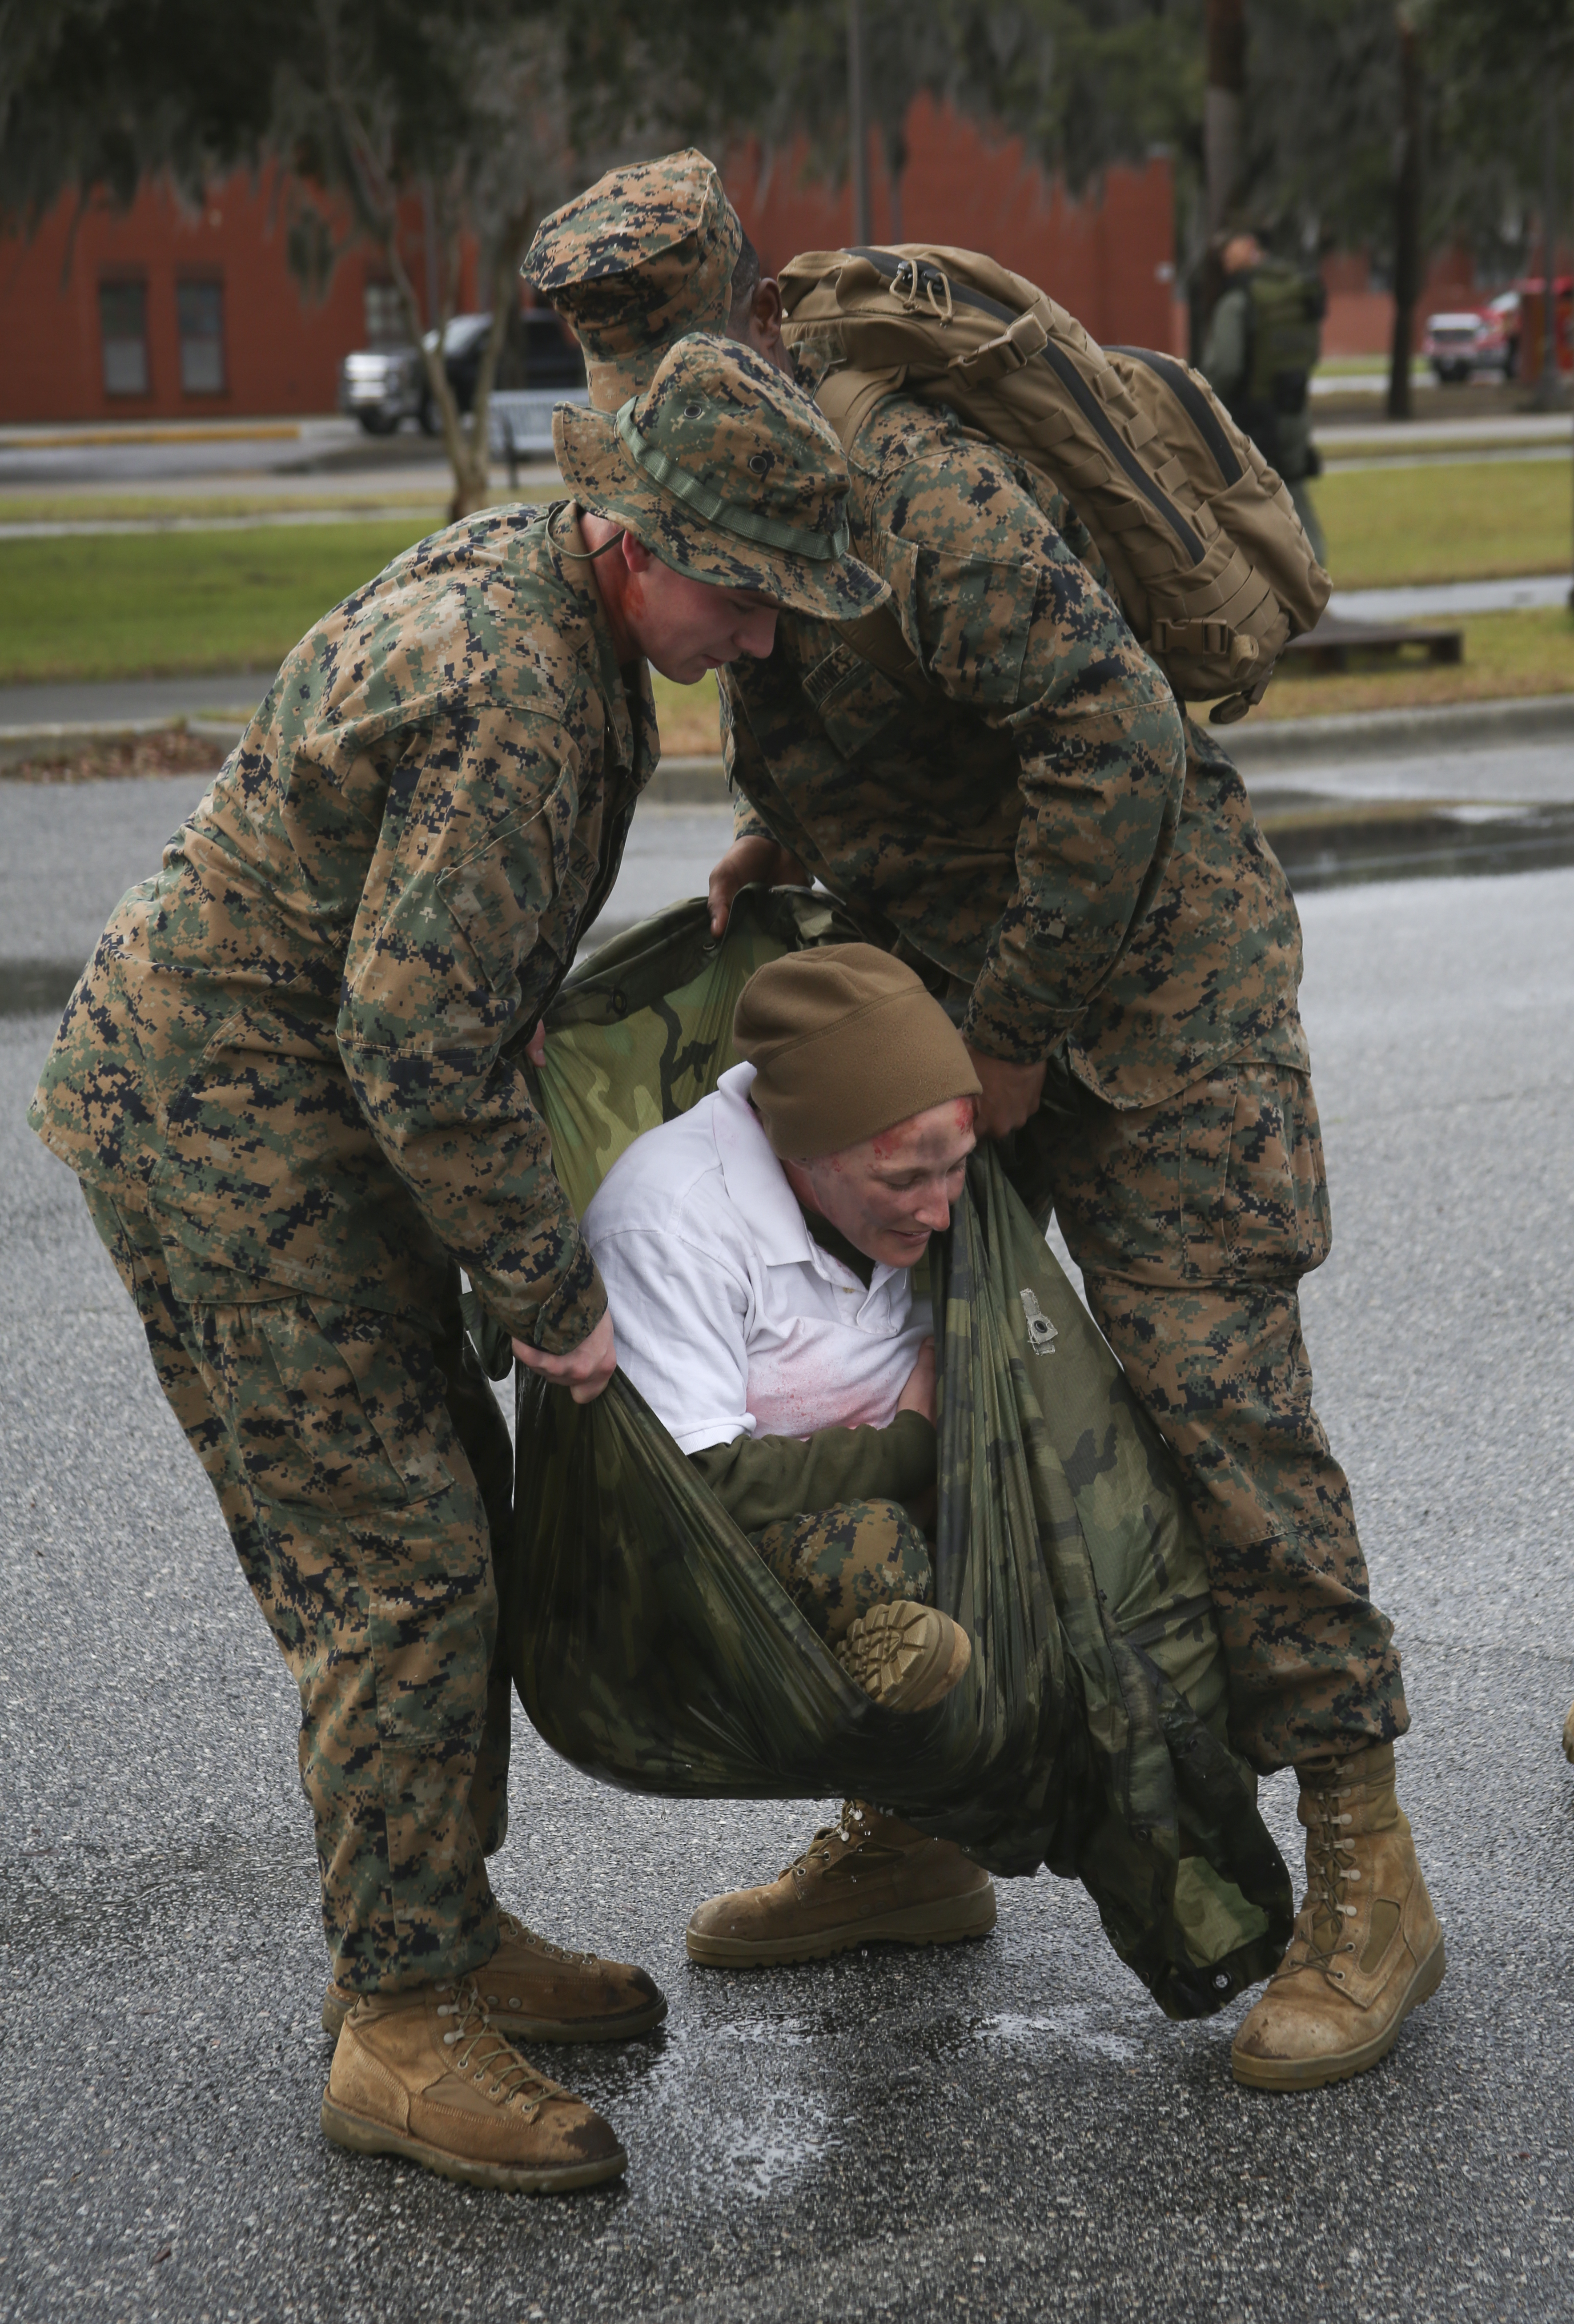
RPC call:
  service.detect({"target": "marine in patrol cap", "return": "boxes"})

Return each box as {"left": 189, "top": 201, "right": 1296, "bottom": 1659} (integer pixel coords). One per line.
{"left": 553, "top": 333, "right": 886, "bottom": 622}
{"left": 522, "top": 149, "right": 742, "bottom": 410}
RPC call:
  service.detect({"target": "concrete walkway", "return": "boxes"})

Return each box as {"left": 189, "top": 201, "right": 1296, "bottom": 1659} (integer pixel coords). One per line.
{"left": 1328, "top": 575, "right": 1570, "bottom": 621}
{"left": 0, "top": 673, "right": 275, "bottom": 729}
{"left": 1315, "top": 410, "right": 1571, "bottom": 448}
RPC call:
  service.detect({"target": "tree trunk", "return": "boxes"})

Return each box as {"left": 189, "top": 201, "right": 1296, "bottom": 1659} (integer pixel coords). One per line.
{"left": 464, "top": 216, "right": 537, "bottom": 519}
{"left": 848, "top": 0, "right": 871, "bottom": 246}
{"left": 1204, "top": 0, "right": 1245, "bottom": 238}
{"left": 1197, "top": 0, "right": 1245, "bottom": 343}
{"left": 1386, "top": 11, "right": 1422, "bottom": 424}
{"left": 376, "top": 216, "right": 476, "bottom": 517}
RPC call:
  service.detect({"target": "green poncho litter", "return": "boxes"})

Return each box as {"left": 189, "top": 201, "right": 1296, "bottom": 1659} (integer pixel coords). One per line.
{"left": 501, "top": 889, "right": 1292, "bottom": 2020}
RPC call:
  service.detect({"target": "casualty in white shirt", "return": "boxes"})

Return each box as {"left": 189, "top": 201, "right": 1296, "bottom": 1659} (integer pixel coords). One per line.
{"left": 582, "top": 1061, "right": 933, "bottom": 1454}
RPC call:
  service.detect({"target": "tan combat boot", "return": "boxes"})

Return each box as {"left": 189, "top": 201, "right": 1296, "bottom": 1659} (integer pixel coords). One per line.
{"left": 321, "top": 1974, "right": 627, "bottom": 2194}
{"left": 322, "top": 1910, "right": 666, "bottom": 2042}
{"left": 686, "top": 1800, "right": 996, "bottom": 1966}
{"left": 686, "top": 1599, "right": 985, "bottom": 1966}
{"left": 1232, "top": 1744, "right": 1445, "bottom": 2091}
{"left": 835, "top": 1598, "right": 972, "bottom": 1711}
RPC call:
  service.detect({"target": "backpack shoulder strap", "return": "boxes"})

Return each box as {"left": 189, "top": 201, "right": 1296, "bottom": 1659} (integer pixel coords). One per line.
{"left": 814, "top": 360, "right": 907, "bottom": 453}
{"left": 801, "top": 356, "right": 931, "bottom": 697}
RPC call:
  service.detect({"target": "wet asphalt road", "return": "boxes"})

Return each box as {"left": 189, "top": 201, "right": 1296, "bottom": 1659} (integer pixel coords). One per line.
{"left": 3, "top": 764, "right": 1574, "bottom": 2322}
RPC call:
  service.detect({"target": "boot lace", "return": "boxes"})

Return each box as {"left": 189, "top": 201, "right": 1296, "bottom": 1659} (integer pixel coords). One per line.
{"left": 781, "top": 1799, "right": 869, "bottom": 1881}
{"left": 1279, "top": 1775, "right": 1362, "bottom": 1984}
{"left": 497, "top": 1910, "right": 599, "bottom": 1966}
{"left": 434, "top": 1978, "right": 563, "bottom": 2115}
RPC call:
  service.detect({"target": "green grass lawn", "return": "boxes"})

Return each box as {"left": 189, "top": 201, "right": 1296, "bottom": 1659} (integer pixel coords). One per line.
{"left": 1253, "top": 603, "right": 1573, "bottom": 719}
{"left": 0, "top": 455, "right": 1567, "bottom": 687}
{"left": 0, "top": 520, "right": 430, "bottom": 685}
{"left": 1314, "top": 456, "right": 1570, "bottom": 587}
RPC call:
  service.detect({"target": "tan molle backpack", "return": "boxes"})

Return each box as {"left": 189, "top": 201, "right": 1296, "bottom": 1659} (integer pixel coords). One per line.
{"left": 779, "top": 245, "right": 1332, "bottom": 723}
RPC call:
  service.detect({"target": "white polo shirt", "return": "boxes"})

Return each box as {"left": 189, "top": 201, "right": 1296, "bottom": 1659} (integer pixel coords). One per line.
{"left": 582, "top": 1061, "right": 932, "bottom": 1455}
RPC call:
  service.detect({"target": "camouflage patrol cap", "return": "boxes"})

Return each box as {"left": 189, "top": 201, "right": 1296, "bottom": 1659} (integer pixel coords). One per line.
{"left": 522, "top": 149, "right": 742, "bottom": 410}
{"left": 554, "top": 333, "right": 886, "bottom": 621}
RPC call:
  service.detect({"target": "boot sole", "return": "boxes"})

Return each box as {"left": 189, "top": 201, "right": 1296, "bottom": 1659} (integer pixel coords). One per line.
{"left": 320, "top": 2091, "right": 627, "bottom": 2194}
{"left": 321, "top": 1990, "right": 667, "bottom": 2043}
{"left": 686, "top": 1883, "right": 997, "bottom": 1967}
{"left": 1231, "top": 1933, "right": 1447, "bottom": 2092}
{"left": 837, "top": 1604, "right": 972, "bottom": 1715}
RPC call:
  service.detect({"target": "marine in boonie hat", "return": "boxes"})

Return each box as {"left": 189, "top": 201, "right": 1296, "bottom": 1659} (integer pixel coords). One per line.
{"left": 553, "top": 333, "right": 886, "bottom": 623}
{"left": 522, "top": 149, "right": 742, "bottom": 410}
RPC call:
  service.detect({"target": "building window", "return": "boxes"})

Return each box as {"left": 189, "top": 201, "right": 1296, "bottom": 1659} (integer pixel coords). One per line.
{"left": 99, "top": 279, "right": 149, "bottom": 396}
{"left": 363, "top": 280, "right": 406, "bottom": 346}
{"left": 177, "top": 278, "right": 226, "bottom": 394}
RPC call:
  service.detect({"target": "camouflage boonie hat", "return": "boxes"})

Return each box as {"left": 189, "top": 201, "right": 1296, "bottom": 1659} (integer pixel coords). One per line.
{"left": 553, "top": 334, "right": 886, "bottom": 622}
{"left": 523, "top": 149, "right": 742, "bottom": 411}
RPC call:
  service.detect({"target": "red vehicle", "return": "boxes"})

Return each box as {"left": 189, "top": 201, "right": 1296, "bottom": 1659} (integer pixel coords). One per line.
{"left": 1422, "top": 289, "right": 1518, "bottom": 383}
{"left": 1424, "top": 278, "right": 1573, "bottom": 384}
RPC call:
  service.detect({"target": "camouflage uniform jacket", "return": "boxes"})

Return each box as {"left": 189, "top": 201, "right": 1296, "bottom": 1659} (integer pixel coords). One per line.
{"left": 30, "top": 505, "right": 655, "bottom": 1351}
{"left": 724, "top": 390, "right": 1309, "bottom": 1108}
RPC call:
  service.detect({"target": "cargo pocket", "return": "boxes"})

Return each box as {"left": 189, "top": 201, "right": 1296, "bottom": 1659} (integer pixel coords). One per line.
{"left": 204, "top": 1297, "right": 458, "bottom": 1515}
{"left": 434, "top": 799, "right": 558, "bottom": 1005}
{"left": 1178, "top": 1063, "right": 1330, "bottom": 1285}
{"left": 803, "top": 646, "right": 910, "bottom": 760}
{"left": 1213, "top": 1067, "right": 1331, "bottom": 1282}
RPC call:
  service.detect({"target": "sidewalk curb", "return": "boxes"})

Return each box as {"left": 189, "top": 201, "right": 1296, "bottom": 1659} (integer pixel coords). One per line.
{"left": 1226, "top": 692, "right": 1574, "bottom": 771}
{"left": 0, "top": 714, "right": 246, "bottom": 769}
{"left": 3, "top": 696, "right": 1570, "bottom": 784}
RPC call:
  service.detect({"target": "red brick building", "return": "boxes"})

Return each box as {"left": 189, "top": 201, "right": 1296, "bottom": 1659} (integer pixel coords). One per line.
{"left": 0, "top": 111, "right": 1183, "bottom": 426}
{"left": 0, "top": 168, "right": 479, "bottom": 425}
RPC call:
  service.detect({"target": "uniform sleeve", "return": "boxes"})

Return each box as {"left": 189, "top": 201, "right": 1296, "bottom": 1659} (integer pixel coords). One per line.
{"left": 589, "top": 1220, "right": 755, "bottom": 1454}
{"left": 868, "top": 430, "right": 1189, "bottom": 1063}
{"left": 336, "top": 697, "right": 603, "bottom": 1354}
{"left": 1201, "top": 288, "right": 1249, "bottom": 404}
{"left": 691, "top": 1410, "right": 936, "bottom": 1532}
{"left": 719, "top": 668, "right": 779, "bottom": 847}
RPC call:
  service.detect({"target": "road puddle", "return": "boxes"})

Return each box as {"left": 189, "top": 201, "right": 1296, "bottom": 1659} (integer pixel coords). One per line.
{"left": 0, "top": 958, "right": 83, "bottom": 1018}
{"left": 1259, "top": 799, "right": 1574, "bottom": 891}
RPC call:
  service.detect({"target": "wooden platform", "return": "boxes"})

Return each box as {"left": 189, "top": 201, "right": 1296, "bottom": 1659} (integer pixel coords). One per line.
{"left": 1282, "top": 614, "right": 1465, "bottom": 675}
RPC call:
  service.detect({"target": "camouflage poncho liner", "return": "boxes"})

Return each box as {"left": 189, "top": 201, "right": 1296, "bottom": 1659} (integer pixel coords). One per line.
{"left": 502, "top": 889, "right": 1293, "bottom": 2020}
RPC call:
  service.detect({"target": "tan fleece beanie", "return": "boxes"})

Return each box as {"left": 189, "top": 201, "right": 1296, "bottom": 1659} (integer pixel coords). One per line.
{"left": 732, "top": 945, "right": 982, "bottom": 1161}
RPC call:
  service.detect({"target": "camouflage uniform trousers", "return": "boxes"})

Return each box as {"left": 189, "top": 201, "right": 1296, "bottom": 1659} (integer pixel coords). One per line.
{"left": 1015, "top": 1055, "right": 1408, "bottom": 1776}
{"left": 82, "top": 1185, "right": 515, "bottom": 1995}
{"left": 749, "top": 1499, "right": 933, "bottom": 1646}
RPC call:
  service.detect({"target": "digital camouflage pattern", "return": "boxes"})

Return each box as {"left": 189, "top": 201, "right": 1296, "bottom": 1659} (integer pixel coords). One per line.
{"left": 31, "top": 502, "right": 660, "bottom": 1354}
{"left": 554, "top": 335, "right": 886, "bottom": 623}
{"left": 509, "top": 895, "right": 1294, "bottom": 2018}
{"left": 1006, "top": 1057, "right": 1407, "bottom": 1772}
{"left": 32, "top": 369, "right": 868, "bottom": 1993}
{"left": 83, "top": 1185, "right": 514, "bottom": 1992}
{"left": 522, "top": 149, "right": 742, "bottom": 411}
{"left": 718, "top": 386, "right": 1397, "bottom": 1773}
{"left": 721, "top": 390, "right": 1309, "bottom": 1098}
{"left": 750, "top": 1497, "right": 934, "bottom": 1645}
